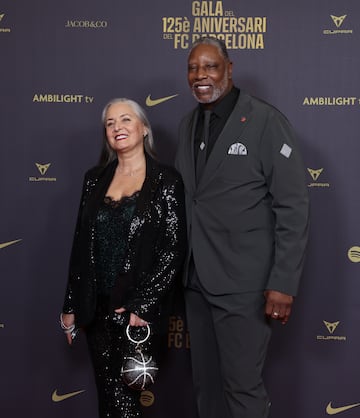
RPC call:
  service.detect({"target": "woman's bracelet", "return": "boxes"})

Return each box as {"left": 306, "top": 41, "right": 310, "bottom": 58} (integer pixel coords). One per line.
{"left": 60, "top": 313, "right": 75, "bottom": 334}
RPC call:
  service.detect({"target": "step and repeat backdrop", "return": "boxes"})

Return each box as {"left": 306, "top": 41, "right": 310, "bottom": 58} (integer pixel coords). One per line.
{"left": 1, "top": 0, "right": 359, "bottom": 417}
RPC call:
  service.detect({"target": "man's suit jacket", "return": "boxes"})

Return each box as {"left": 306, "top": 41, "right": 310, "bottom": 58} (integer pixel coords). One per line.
{"left": 176, "top": 90, "right": 309, "bottom": 296}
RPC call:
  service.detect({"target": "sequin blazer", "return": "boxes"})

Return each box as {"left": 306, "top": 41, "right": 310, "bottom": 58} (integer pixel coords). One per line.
{"left": 63, "top": 154, "right": 187, "bottom": 328}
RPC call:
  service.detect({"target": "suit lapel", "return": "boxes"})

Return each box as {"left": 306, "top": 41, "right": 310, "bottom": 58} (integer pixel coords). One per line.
{"left": 86, "top": 160, "right": 117, "bottom": 220}
{"left": 127, "top": 154, "right": 159, "bottom": 243}
{"left": 197, "top": 92, "right": 253, "bottom": 191}
{"left": 180, "top": 109, "right": 199, "bottom": 193}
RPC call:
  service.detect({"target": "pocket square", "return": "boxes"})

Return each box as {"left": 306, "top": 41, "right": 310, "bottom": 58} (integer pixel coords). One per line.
{"left": 228, "top": 142, "right": 247, "bottom": 155}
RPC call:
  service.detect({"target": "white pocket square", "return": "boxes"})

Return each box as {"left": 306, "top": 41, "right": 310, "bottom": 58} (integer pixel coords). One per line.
{"left": 228, "top": 142, "right": 247, "bottom": 155}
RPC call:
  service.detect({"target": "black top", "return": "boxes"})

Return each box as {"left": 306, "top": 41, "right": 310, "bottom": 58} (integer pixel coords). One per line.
{"left": 194, "top": 87, "right": 240, "bottom": 161}
{"left": 94, "top": 192, "right": 139, "bottom": 295}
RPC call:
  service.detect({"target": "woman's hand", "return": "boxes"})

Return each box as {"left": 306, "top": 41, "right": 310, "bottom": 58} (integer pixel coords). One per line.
{"left": 61, "top": 313, "right": 75, "bottom": 345}
{"left": 114, "top": 307, "right": 148, "bottom": 327}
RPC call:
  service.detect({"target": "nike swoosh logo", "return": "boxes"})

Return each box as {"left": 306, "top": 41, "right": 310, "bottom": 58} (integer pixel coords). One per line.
{"left": 326, "top": 401, "right": 360, "bottom": 415}
{"left": 0, "top": 239, "right": 22, "bottom": 249}
{"left": 145, "top": 94, "right": 178, "bottom": 107}
{"left": 52, "top": 389, "right": 85, "bottom": 402}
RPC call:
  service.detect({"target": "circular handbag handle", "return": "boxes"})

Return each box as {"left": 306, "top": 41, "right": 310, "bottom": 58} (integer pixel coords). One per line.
{"left": 126, "top": 324, "right": 151, "bottom": 344}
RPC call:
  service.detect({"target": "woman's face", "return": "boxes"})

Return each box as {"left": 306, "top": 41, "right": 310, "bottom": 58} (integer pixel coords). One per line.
{"left": 104, "top": 102, "right": 147, "bottom": 155}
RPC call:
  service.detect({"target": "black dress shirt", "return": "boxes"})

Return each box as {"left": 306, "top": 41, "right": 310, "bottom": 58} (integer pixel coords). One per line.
{"left": 194, "top": 87, "right": 240, "bottom": 162}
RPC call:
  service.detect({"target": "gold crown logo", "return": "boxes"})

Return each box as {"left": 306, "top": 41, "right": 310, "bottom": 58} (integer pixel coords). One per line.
{"left": 331, "top": 15, "right": 347, "bottom": 28}
{"left": 307, "top": 168, "right": 323, "bottom": 181}
{"left": 35, "top": 163, "right": 51, "bottom": 175}
{"left": 323, "top": 320, "right": 339, "bottom": 334}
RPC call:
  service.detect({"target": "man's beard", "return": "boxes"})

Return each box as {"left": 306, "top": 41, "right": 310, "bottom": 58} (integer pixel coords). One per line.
{"left": 192, "top": 69, "right": 229, "bottom": 104}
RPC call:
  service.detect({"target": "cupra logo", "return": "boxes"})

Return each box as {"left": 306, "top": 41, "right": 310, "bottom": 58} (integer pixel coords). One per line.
{"left": 317, "top": 320, "right": 345, "bottom": 341}
{"left": 326, "top": 401, "right": 360, "bottom": 415}
{"left": 307, "top": 168, "right": 323, "bottom": 181}
{"left": 323, "top": 320, "right": 339, "bottom": 334}
{"left": 145, "top": 94, "right": 178, "bottom": 107}
{"left": 330, "top": 15, "right": 347, "bottom": 28}
{"left": 36, "top": 163, "right": 51, "bottom": 175}
{"left": 52, "top": 389, "right": 85, "bottom": 402}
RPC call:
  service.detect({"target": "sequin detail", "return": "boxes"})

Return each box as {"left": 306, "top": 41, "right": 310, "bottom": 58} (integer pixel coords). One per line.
{"left": 63, "top": 158, "right": 187, "bottom": 418}
{"left": 94, "top": 193, "right": 139, "bottom": 295}
{"left": 86, "top": 296, "right": 142, "bottom": 418}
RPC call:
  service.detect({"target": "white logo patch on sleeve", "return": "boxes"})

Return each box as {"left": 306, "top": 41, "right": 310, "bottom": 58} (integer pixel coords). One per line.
{"left": 280, "top": 143, "right": 292, "bottom": 158}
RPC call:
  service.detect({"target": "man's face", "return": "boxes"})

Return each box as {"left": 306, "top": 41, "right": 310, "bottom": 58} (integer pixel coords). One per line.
{"left": 187, "top": 43, "right": 233, "bottom": 107}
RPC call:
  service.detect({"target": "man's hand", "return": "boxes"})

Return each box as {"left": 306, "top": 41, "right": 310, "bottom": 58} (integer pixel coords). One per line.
{"left": 264, "top": 290, "right": 293, "bottom": 325}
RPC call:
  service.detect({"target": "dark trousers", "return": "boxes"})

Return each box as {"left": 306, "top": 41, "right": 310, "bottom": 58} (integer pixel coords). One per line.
{"left": 85, "top": 296, "right": 141, "bottom": 418}
{"left": 185, "top": 281, "right": 272, "bottom": 418}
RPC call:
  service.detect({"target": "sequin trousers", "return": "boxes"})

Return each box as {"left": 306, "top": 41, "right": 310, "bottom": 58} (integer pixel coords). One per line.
{"left": 85, "top": 296, "right": 144, "bottom": 418}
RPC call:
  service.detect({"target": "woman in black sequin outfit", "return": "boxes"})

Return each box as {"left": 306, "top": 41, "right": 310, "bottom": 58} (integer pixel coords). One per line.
{"left": 61, "top": 98, "right": 187, "bottom": 418}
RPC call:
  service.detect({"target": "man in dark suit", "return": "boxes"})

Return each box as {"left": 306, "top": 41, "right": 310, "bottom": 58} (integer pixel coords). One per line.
{"left": 175, "top": 37, "right": 309, "bottom": 418}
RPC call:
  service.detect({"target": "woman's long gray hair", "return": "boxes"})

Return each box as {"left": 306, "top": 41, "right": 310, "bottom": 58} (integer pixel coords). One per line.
{"left": 98, "top": 98, "right": 156, "bottom": 166}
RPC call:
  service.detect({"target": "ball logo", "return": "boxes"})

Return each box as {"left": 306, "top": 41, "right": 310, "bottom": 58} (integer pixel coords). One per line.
{"left": 347, "top": 246, "right": 360, "bottom": 263}
{"left": 140, "top": 390, "right": 155, "bottom": 407}
{"left": 121, "top": 350, "right": 158, "bottom": 391}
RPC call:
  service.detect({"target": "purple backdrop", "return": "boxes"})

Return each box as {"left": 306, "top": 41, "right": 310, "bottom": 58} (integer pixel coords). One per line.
{"left": 1, "top": 1, "right": 360, "bottom": 417}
